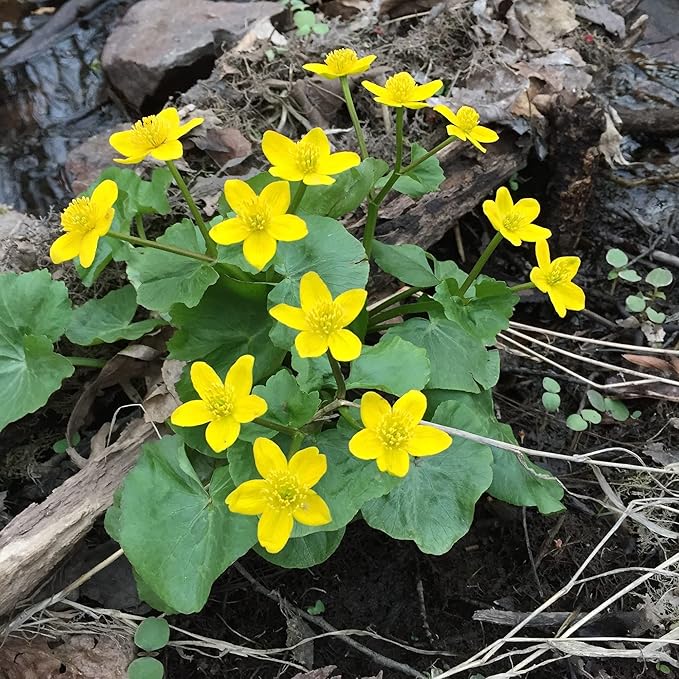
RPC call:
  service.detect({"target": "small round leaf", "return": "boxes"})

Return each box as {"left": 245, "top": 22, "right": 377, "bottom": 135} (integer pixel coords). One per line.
{"left": 542, "top": 377, "right": 561, "bottom": 393}
{"left": 135, "top": 618, "right": 170, "bottom": 652}
{"left": 618, "top": 269, "right": 641, "bottom": 283}
{"left": 631, "top": 410, "right": 641, "bottom": 419}
{"left": 606, "top": 248, "right": 628, "bottom": 268}
{"left": 566, "top": 414, "right": 588, "bottom": 431}
{"left": 542, "top": 392, "right": 561, "bottom": 412}
{"left": 581, "top": 409, "right": 602, "bottom": 424}
{"left": 586, "top": 390, "right": 606, "bottom": 411}
{"left": 604, "top": 397, "right": 630, "bottom": 421}
{"left": 127, "top": 657, "right": 164, "bottom": 679}
{"left": 625, "top": 294, "right": 646, "bottom": 313}
{"left": 645, "top": 268, "right": 673, "bottom": 288}
{"left": 646, "top": 308, "right": 666, "bottom": 324}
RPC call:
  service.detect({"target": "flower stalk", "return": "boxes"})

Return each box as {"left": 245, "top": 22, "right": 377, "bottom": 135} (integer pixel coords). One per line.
{"left": 328, "top": 351, "right": 347, "bottom": 400}
{"left": 289, "top": 182, "right": 307, "bottom": 213}
{"left": 509, "top": 281, "right": 536, "bottom": 292}
{"left": 107, "top": 232, "right": 214, "bottom": 263}
{"left": 66, "top": 356, "right": 107, "bottom": 368}
{"left": 458, "top": 232, "right": 504, "bottom": 297}
{"left": 254, "top": 417, "right": 301, "bottom": 436}
{"left": 135, "top": 214, "right": 146, "bottom": 240}
{"left": 340, "top": 76, "right": 369, "bottom": 160}
{"left": 369, "top": 299, "right": 440, "bottom": 327}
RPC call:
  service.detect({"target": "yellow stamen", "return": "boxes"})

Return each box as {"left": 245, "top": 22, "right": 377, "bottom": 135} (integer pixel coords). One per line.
{"left": 129, "top": 115, "right": 171, "bottom": 148}
{"left": 325, "top": 48, "right": 356, "bottom": 72}
{"left": 266, "top": 471, "right": 305, "bottom": 510}
{"left": 546, "top": 262, "right": 570, "bottom": 286}
{"left": 204, "top": 384, "right": 235, "bottom": 418}
{"left": 377, "top": 411, "right": 415, "bottom": 451}
{"left": 385, "top": 73, "right": 416, "bottom": 103}
{"left": 296, "top": 141, "right": 321, "bottom": 173}
{"left": 306, "top": 302, "right": 343, "bottom": 335}
{"left": 502, "top": 211, "right": 524, "bottom": 233}
{"left": 455, "top": 107, "right": 480, "bottom": 132}
{"left": 61, "top": 197, "right": 96, "bottom": 233}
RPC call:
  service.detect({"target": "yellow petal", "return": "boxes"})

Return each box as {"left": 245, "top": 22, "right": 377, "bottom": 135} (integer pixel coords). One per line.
{"left": 334, "top": 288, "right": 367, "bottom": 325}
{"left": 359, "top": 391, "right": 391, "bottom": 429}
{"left": 93, "top": 208, "right": 115, "bottom": 236}
{"left": 50, "top": 232, "right": 82, "bottom": 264}
{"left": 293, "top": 491, "right": 331, "bottom": 526}
{"left": 495, "top": 186, "right": 513, "bottom": 215}
{"left": 300, "top": 128, "right": 331, "bottom": 157}
{"left": 316, "top": 151, "right": 361, "bottom": 176}
{"left": 209, "top": 217, "right": 251, "bottom": 245}
{"left": 403, "top": 101, "right": 430, "bottom": 110}
{"left": 170, "top": 400, "right": 213, "bottom": 427}
{"left": 253, "top": 437, "right": 288, "bottom": 479}
{"left": 547, "top": 290, "right": 568, "bottom": 318}
{"left": 175, "top": 117, "right": 203, "bottom": 139}
{"left": 289, "top": 447, "right": 326, "bottom": 488}
{"left": 149, "top": 140, "right": 184, "bottom": 161}
{"left": 411, "top": 79, "right": 443, "bottom": 101}
{"left": 529, "top": 267, "right": 550, "bottom": 294}
{"left": 447, "top": 125, "right": 468, "bottom": 141}
{"left": 300, "top": 271, "right": 332, "bottom": 309}
{"left": 267, "top": 214, "right": 307, "bottom": 241}
{"left": 78, "top": 231, "right": 100, "bottom": 268}
{"left": 408, "top": 425, "right": 452, "bottom": 457}
{"left": 262, "top": 130, "right": 297, "bottom": 166}
{"left": 295, "top": 331, "right": 329, "bottom": 358}
{"left": 269, "top": 164, "right": 305, "bottom": 182}
{"left": 258, "top": 508, "right": 294, "bottom": 553}
{"left": 551, "top": 281, "right": 585, "bottom": 314}
{"left": 190, "top": 361, "right": 224, "bottom": 402}
{"left": 113, "top": 155, "right": 146, "bottom": 165}
{"left": 349, "top": 427, "right": 383, "bottom": 460}
{"left": 260, "top": 180, "right": 291, "bottom": 216}
{"left": 376, "top": 448, "right": 410, "bottom": 477}
{"left": 553, "top": 255, "right": 581, "bottom": 279}
{"left": 534, "top": 239, "right": 551, "bottom": 270}
{"left": 303, "top": 173, "right": 335, "bottom": 186}
{"left": 350, "top": 54, "right": 377, "bottom": 74}
{"left": 269, "top": 303, "right": 308, "bottom": 330}
{"left": 482, "top": 199, "right": 504, "bottom": 233}
{"left": 205, "top": 416, "right": 240, "bottom": 452}
{"left": 514, "top": 197, "right": 540, "bottom": 223}
{"left": 109, "top": 129, "right": 145, "bottom": 157}
{"left": 327, "top": 329, "right": 362, "bottom": 361}
{"left": 91, "top": 179, "right": 118, "bottom": 210}
{"left": 303, "top": 62, "right": 332, "bottom": 76}
{"left": 156, "top": 107, "right": 180, "bottom": 128}
{"left": 225, "top": 479, "right": 269, "bottom": 515}
{"left": 224, "top": 179, "right": 257, "bottom": 215}
{"left": 472, "top": 125, "right": 499, "bottom": 143}
{"left": 362, "top": 80, "right": 388, "bottom": 98}
{"left": 516, "top": 223, "right": 552, "bottom": 243}
{"left": 375, "top": 95, "right": 402, "bottom": 108}
{"left": 466, "top": 136, "right": 488, "bottom": 153}
{"left": 243, "top": 231, "right": 277, "bottom": 271}
{"left": 433, "top": 103, "right": 456, "bottom": 125}
{"left": 232, "top": 394, "right": 268, "bottom": 423}
{"left": 393, "top": 390, "right": 427, "bottom": 422}
{"left": 225, "top": 354, "right": 255, "bottom": 395}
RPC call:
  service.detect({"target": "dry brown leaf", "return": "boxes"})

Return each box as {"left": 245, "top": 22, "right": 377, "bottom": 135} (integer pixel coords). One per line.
{"left": 142, "top": 359, "right": 184, "bottom": 423}
{"left": 575, "top": 2, "right": 626, "bottom": 38}
{"left": 508, "top": 0, "right": 579, "bottom": 50}
{"left": 622, "top": 354, "right": 678, "bottom": 375}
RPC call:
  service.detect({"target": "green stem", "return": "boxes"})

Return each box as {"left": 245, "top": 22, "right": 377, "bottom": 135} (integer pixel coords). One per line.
{"left": 369, "top": 300, "right": 439, "bottom": 327}
{"left": 135, "top": 214, "right": 146, "bottom": 240}
{"left": 338, "top": 407, "right": 362, "bottom": 431}
{"left": 509, "top": 282, "right": 537, "bottom": 292}
{"left": 327, "top": 351, "right": 346, "bottom": 400}
{"left": 400, "top": 136, "right": 455, "bottom": 175}
{"left": 340, "top": 76, "right": 368, "bottom": 160}
{"left": 394, "top": 107, "right": 405, "bottom": 172}
{"left": 369, "top": 286, "right": 425, "bottom": 315}
{"left": 290, "top": 183, "right": 307, "bottom": 213}
{"left": 254, "top": 417, "right": 300, "bottom": 436}
{"left": 65, "top": 356, "right": 106, "bottom": 368}
{"left": 288, "top": 431, "right": 305, "bottom": 455}
{"left": 458, "top": 232, "right": 504, "bottom": 297}
{"left": 166, "top": 160, "right": 217, "bottom": 258}
{"left": 108, "top": 232, "right": 214, "bottom": 263}
{"left": 368, "top": 323, "right": 396, "bottom": 334}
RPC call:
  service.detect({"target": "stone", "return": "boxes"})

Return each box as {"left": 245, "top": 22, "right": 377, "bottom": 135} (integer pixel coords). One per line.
{"left": 102, "top": 0, "right": 282, "bottom": 108}
{"left": 0, "top": 207, "right": 52, "bottom": 273}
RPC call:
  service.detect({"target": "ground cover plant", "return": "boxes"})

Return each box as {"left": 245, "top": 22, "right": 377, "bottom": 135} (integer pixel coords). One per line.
{"left": 0, "top": 50, "right": 587, "bottom": 620}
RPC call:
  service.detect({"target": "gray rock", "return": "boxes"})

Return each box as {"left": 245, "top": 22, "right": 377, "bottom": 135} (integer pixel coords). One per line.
{"left": 102, "top": 0, "right": 282, "bottom": 108}
{"left": 0, "top": 207, "right": 52, "bottom": 273}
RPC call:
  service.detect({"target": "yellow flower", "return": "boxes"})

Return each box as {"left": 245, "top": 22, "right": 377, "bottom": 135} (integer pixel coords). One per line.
{"left": 433, "top": 104, "right": 499, "bottom": 153}
{"left": 50, "top": 179, "right": 118, "bottom": 268}
{"left": 269, "top": 272, "right": 366, "bottom": 362}
{"left": 303, "top": 48, "right": 376, "bottom": 79}
{"left": 349, "top": 391, "right": 452, "bottom": 477}
{"left": 362, "top": 72, "right": 443, "bottom": 109}
{"left": 170, "top": 357, "right": 267, "bottom": 453}
{"left": 226, "top": 438, "right": 331, "bottom": 554}
{"left": 530, "top": 240, "right": 585, "bottom": 318}
{"left": 482, "top": 187, "right": 552, "bottom": 246}
{"left": 262, "top": 128, "right": 360, "bottom": 186}
{"left": 209, "top": 180, "right": 307, "bottom": 271}
{"left": 109, "top": 107, "right": 203, "bottom": 164}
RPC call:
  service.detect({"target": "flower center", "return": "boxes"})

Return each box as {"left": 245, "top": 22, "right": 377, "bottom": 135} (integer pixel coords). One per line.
{"left": 306, "top": 302, "right": 343, "bottom": 336}
{"left": 296, "top": 141, "right": 320, "bottom": 174}
{"left": 545, "top": 262, "right": 569, "bottom": 286}
{"left": 129, "top": 115, "right": 171, "bottom": 149}
{"left": 61, "top": 197, "right": 96, "bottom": 233}
{"left": 243, "top": 200, "right": 270, "bottom": 231}
{"left": 204, "top": 384, "right": 235, "bottom": 418}
{"left": 455, "top": 106, "right": 479, "bottom": 132}
{"left": 502, "top": 211, "right": 524, "bottom": 232}
{"left": 385, "top": 72, "right": 416, "bottom": 103}
{"left": 377, "top": 411, "right": 415, "bottom": 451}
{"left": 266, "top": 471, "right": 305, "bottom": 510}
{"left": 325, "top": 48, "right": 357, "bottom": 73}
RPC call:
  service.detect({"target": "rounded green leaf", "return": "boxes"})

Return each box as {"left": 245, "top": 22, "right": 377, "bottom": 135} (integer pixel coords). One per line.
{"left": 581, "top": 408, "right": 602, "bottom": 424}
{"left": 255, "top": 527, "right": 345, "bottom": 568}
{"left": 135, "top": 617, "right": 170, "bottom": 652}
{"left": 372, "top": 242, "right": 440, "bottom": 287}
{"left": 566, "top": 414, "right": 588, "bottom": 431}
{"left": 646, "top": 307, "right": 666, "bottom": 324}
{"left": 645, "top": 268, "right": 673, "bottom": 288}
{"left": 541, "top": 392, "right": 561, "bottom": 412}
{"left": 127, "top": 657, "right": 164, "bottom": 679}
{"left": 378, "top": 143, "right": 444, "bottom": 198}
{"left": 625, "top": 294, "right": 646, "bottom": 313}
{"left": 606, "top": 248, "right": 628, "bottom": 268}
{"left": 604, "top": 397, "right": 630, "bottom": 421}
{"left": 586, "top": 390, "right": 606, "bottom": 411}
{"left": 542, "top": 377, "right": 561, "bottom": 393}
{"left": 618, "top": 269, "right": 641, "bottom": 283}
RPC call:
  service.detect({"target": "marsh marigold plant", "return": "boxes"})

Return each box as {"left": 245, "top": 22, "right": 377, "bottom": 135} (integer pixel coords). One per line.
{"left": 433, "top": 104, "right": 499, "bottom": 153}
{"left": 482, "top": 186, "right": 552, "bottom": 246}
{"left": 362, "top": 72, "right": 443, "bottom": 109}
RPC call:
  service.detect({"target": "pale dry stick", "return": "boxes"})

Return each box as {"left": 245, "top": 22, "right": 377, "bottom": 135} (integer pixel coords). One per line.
{"left": 106, "top": 402, "right": 163, "bottom": 447}
{"left": 509, "top": 321, "right": 679, "bottom": 356}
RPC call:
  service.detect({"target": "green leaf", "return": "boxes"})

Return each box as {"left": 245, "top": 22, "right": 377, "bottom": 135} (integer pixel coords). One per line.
{"left": 299, "top": 159, "right": 388, "bottom": 218}
{"left": 581, "top": 408, "right": 602, "bottom": 424}
{"left": 125, "top": 219, "right": 219, "bottom": 312}
{"left": 606, "top": 248, "right": 628, "bottom": 268}
{"left": 542, "top": 392, "right": 561, "bottom": 412}
{"left": 291, "top": 348, "right": 335, "bottom": 393}
{"left": 361, "top": 402, "right": 493, "bottom": 554}
{"left": 66, "top": 286, "right": 165, "bottom": 345}
{"left": 566, "top": 413, "right": 588, "bottom": 431}
{"left": 542, "top": 377, "right": 561, "bottom": 393}
{"left": 433, "top": 276, "right": 519, "bottom": 345}
{"left": 646, "top": 307, "right": 666, "bottom": 324}
{"left": 385, "top": 316, "right": 500, "bottom": 392}
{"left": 307, "top": 599, "right": 326, "bottom": 615}
{"left": 372, "top": 242, "right": 439, "bottom": 287}
{"left": 0, "top": 270, "right": 74, "bottom": 431}
{"left": 116, "top": 436, "right": 257, "bottom": 613}
{"left": 604, "top": 397, "right": 630, "bottom": 421}
{"left": 618, "top": 269, "right": 641, "bottom": 283}
{"left": 380, "top": 143, "right": 444, "bottom": 198}
{"left": 99, "top": 167, "right": 172, "bottom": 219}
{"left": 127, "top": 657, "right": 165, "bottom": 679}
{"left": 311, "top": 21, "right": 329, "bottom": 34}
{"left": 255, "top": 527, "right": 345, "bottom": 568}
{"left": 346, "top": 335, "right": 430, "bottom": 395}
{"left": 586, "top": 390, "right": 606, "bottom": 411}
{"left": 646, "top": 267, "right": 673, "bottom": 288}
{"left": 626, "top": 294, "right": 646, "bottom": 313}
{"left": 134, "top": 617, "right": 170, "bottom": 652}
{"left": 294, "top": 9, "right": 315, "bottom": 28}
